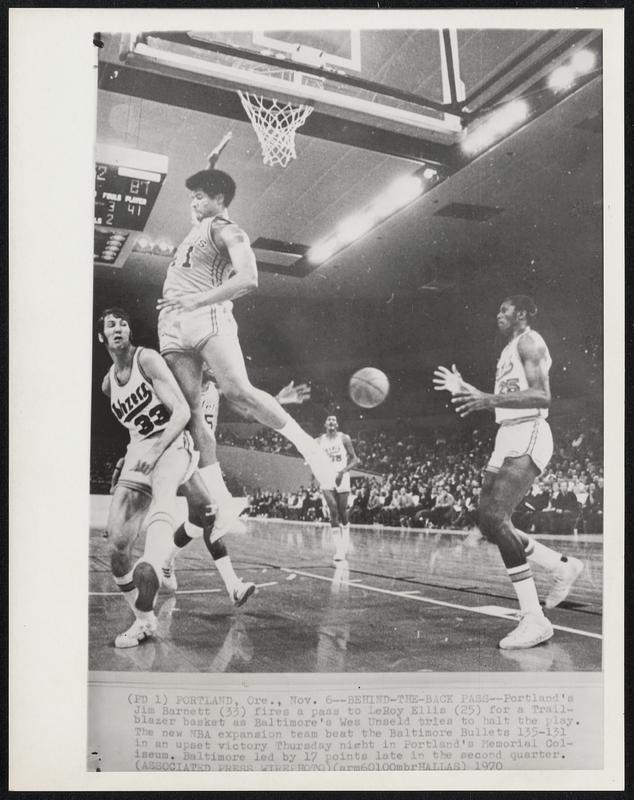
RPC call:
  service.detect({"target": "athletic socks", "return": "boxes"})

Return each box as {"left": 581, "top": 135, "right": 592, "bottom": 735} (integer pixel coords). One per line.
{"left": 276, "top": 418, "right": 335, "bottom": 487}
{"left": 340, "top": 524, "right": 350, "bottom": 553}
{"left": 507, "top": 564, "right": 543, "bottom": 615}
{"left": 200, "top": 463, "right": 233, "bottom": 510}
{"left": 213, "top": 556, "right": 240, "bottom": 593}
{"left": 114, "top": 570, "right": 138, "bottom": 611}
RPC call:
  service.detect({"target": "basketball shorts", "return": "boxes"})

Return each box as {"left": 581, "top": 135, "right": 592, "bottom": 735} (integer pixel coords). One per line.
{"left": 486, "top": 417, "right": 553, "bottom": 475}
{"left": 117, "top": 431, "right": 199, "bottom": 498}
{"left": 332, "top": 472, "right": 351, "bottom": 494}
{"left": 158, "top": 303, "right": 238, "bottom": 355}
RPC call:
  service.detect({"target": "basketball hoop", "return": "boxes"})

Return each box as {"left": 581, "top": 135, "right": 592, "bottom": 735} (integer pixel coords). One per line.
{"left": 238, "top": 90, "right": 314, "bottom": 167}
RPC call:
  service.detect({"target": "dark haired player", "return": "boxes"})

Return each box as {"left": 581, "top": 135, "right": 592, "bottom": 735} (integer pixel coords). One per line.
{"left": 316, "top": 415, "right": 360, "bottom": 562}
{"left": 156, "top": 157, "right": 337, "bottom": 533}
{"left": 434, "top": 295, "right": 583, "bottom": 650}
{"left": 100, "top": 308, "right": 254, "bottom": 647}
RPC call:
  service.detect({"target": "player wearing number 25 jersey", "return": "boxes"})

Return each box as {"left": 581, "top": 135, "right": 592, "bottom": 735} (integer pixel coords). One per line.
{"left": 434, "top": 295, "right": 582, "bottom": 651}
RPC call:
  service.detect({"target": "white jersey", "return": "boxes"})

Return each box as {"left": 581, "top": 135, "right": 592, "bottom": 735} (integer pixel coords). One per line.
{"left": 162, "top": 214, "right": 234, "bottom": 315}
{"left": 317, "top": 432, "right": 349, "bottom": 470}
{"left": 494, "top": 328, "right": 551, "bottom": 424}
{"left": 201, "top": 380, "right": 220, "bottom": 432}
{"left": 108, "top": 347, "right": 170, "bottom": 442}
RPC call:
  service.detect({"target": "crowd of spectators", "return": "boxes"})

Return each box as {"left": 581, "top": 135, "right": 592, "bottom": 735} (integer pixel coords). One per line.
{"left": 239, "top": 417, "right": 603, "bottom": 534}
{"left": 92, "top": 414, "right": 603, "bottom": 535}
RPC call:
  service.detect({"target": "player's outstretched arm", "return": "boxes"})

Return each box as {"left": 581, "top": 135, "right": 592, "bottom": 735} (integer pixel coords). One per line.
{"left": 156, "top": 224, "right": 258, "bottom": 314}
{"left": 133, "top": 349, "right": 191, "bottom": 474}
{"left": 276, "top": 381, "right": 311, "bottom": 405}
{"left": 451, "top": 333, "right": 551, "bottom": 417}
{"left": 433, "top": 364, "right": 476, "bottom": 395}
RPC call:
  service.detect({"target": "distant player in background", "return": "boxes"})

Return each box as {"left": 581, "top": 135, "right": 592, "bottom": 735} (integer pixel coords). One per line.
{"left": 434, "top": 295, "right": 583, "bottom": 650}
{"left": 156, "top": 136, "right": 338, "bottom": 524}
{"left": 316, "top": 415, "right": 360, "bottom": 562}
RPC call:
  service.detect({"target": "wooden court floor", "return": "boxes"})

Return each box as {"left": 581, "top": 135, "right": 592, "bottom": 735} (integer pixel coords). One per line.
{"left": 89, "top": 518, "right": 602, "bottom": 674}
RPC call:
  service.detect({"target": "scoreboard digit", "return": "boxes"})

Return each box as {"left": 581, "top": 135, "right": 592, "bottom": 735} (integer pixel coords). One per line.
{"left": 94, "top": 144, "right": 168, "bottom": 266}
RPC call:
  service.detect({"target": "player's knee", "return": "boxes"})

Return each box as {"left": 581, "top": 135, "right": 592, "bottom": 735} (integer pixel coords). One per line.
{"left": 478, "top": 503, "right": 506, "bottom": 542}
{"left": 189, "top": 502, "right": 214, "bottom": 529}
{"left": 109, "top": 526, "right": 134, "bottom": 557}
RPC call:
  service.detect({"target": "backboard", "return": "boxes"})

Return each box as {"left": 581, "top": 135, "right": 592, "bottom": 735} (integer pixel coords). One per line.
{"left": 118, "top": 28, "right": 466, "bottom": 144}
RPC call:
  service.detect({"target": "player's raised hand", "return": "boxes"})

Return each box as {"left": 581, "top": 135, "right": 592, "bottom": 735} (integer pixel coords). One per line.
{"left": 156, "top": 293, "right": 199, "bottom": 313}
{"left": 207, "top": 132, "right": 233, "bottom": 168}
{"left": 276, "top": 380, "right": 312, "bottom": 405}
{"left": 433, "top": 364, "right": 465, "bottom": 394}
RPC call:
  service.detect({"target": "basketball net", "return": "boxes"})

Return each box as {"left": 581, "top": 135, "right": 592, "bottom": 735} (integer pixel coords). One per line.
{"left": 238, "top": 90, "right": 314, "bottom": 167}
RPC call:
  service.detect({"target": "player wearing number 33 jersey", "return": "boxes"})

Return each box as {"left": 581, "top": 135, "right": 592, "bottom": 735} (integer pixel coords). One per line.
{"left": 104, "top": 341, "right": 198, "bottom": 497}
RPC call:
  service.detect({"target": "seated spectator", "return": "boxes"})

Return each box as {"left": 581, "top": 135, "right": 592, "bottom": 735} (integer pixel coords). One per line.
{"left": 582, "top": 480, "right": 603, "bottom": 533}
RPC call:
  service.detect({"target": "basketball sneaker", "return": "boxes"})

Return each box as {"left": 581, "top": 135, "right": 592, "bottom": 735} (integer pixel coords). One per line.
{"left": 232, "top": 580, "right": 256, "bottom": 608}
{"left": 114, "top": 614, "right": 157, "bottom": 649}
{"left": 544, "top": 557, "right": 584, "bottom": 609}
{"left": 499, "top": 611, "right": 554, "bottom": 650}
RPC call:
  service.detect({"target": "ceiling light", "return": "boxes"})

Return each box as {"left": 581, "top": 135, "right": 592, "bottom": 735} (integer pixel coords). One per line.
{"left": 548, "top": 65, "right": 575, "bottom": 92}
{"left": 377, "top": 175, "right": 424, "bottom": 216}
{"left": 306, "top": 239, "right": 338, "bottom": 265}
{"left": 570, "top": 49, "right": 597, "bottom": 75}
{"left": 423, "top": 167, "right": 438, "bottom": 180}
{"left": 337, "top": 212, "right": 377, "bottom": 243}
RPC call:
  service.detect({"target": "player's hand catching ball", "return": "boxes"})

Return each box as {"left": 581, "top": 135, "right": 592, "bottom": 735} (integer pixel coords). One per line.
{"left": 433, "top": 364, "right": 468, "bottom": 394}
{"left": 157, "top": 293, "right": 200, "bottom": 313}
{"left": 276, "top": 380, "right": 311, "bottom": 405}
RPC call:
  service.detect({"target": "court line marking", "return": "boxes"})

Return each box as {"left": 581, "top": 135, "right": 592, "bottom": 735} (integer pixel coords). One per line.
{"left": 89, "top": 581, "right": 278, "bottom": 597}
{"left": 280, "top": 568, "right": 602, "bottom": 640}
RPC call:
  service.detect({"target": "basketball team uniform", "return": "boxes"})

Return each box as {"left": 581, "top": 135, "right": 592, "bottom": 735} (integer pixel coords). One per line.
{"left": 317, "top": 433, "right": 351, "bottom": 493}
{"left": 201, "top": 380, "right": 220, "bottom": 433}
{"left": 158, "top": 215, "right": 239, "bottom": 355}
{"left": 109, "top": 347, "right": 198, "bottom": 497}
{"left": 487, "top": 328, "right": 553, "bottom": 475}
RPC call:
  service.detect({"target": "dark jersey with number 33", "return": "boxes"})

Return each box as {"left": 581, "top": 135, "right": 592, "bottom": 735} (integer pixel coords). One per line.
{"left": 108, "top": 347, "right": 170, "bottom": 441}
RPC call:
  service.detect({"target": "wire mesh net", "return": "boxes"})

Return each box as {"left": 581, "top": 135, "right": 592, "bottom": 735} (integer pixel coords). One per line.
{"left": 238, "top": 91, "right": 315, "bottom": 167}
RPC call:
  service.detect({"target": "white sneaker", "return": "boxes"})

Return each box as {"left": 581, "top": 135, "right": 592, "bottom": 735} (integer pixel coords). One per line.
{"left": 544, "top": 557, "right": 584, "bottom": 609}
{"left": 114, "top": 615, "right": 157, "bottom": 649}
{"left": 232, "top": 580, "right": 256, "bottom": 608}
{"left": 161, "top": 564, "right": 177, "bottom": 593}
{"left": 499, "top": 612, "right": 554, "bottom": 650}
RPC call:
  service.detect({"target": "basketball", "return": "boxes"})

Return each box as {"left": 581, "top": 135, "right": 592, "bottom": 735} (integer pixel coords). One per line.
{"left": 349, "top": 367, "right": 390, "bottom": 408}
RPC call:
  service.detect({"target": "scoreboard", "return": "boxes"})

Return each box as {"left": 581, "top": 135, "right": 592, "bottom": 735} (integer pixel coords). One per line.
{"left": 94, "top": 144, "right": 168, "bottom": 267}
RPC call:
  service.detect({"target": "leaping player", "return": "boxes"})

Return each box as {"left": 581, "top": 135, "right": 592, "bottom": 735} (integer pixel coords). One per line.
{"left": 100, "top": 308, "right": 254, "bottom": 648}
{"left": 316, "top": 415, "right": 360, "bottom": 562}
{"left": 155, "top": 135, "right": 338, "bottom": 531}
{"left": 434, "top": 295, "right": 583, "bottom": 650}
